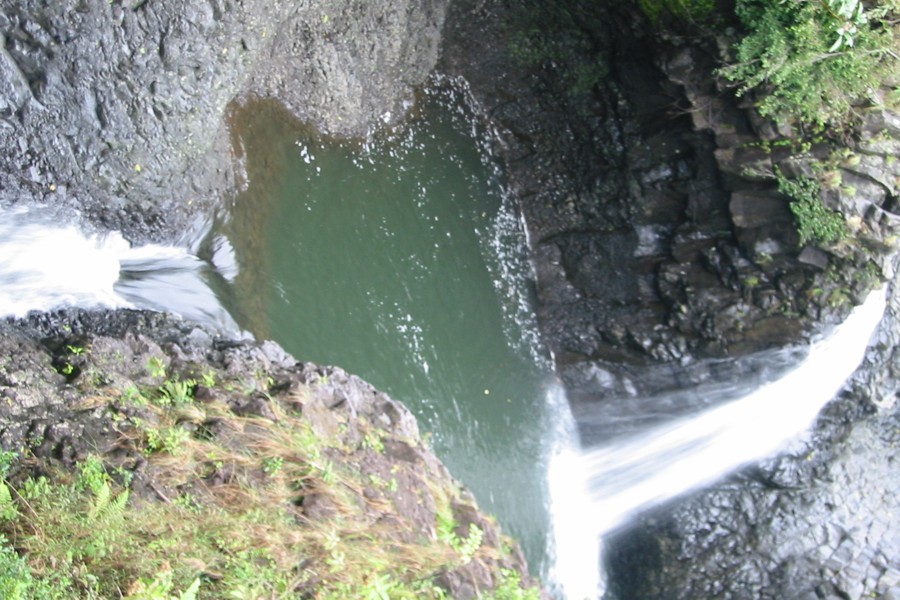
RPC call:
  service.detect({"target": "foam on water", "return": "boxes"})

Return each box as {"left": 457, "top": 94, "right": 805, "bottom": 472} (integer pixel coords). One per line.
{"left": 541, "top": 288, "right": 885, "bottom": 599}
{"left": 0, "top": 206, "right": 240, "bottom": 334}
{"left": 545, "top": 384, "right": 601, "bottom": 600}
{"left": 0, "top": 206, "right": 129, "bottom": 317}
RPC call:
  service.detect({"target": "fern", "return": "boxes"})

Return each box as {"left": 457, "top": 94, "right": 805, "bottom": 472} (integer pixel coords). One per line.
{"left": 722, "top": 0, "right": 900, "bottom": 128}
{"left": 0, "top": 482, "right": 17, "bottom": 521}
{"left": 457, "top": 524, "right": 483, "bottom": 564}
{"left": 89, "top": 481, "right": 111, "bottom": 519}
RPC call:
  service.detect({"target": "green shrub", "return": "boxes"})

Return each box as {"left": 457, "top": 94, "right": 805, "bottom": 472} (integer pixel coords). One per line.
{"left": 777, "top": 171, "right": 848, "bottom": 246}
{"left": 722, "top": 0, "right": 900, "bottom": 129}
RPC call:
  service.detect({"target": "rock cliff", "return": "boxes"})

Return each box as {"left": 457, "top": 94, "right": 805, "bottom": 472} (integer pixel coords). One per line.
{"left": 440, "top": 1, "right": 899, "bottom": 597}
{"left": 0, "top": 0, "right": 446, "bottom": 242}
{"left": 0, "top": 1, "right": 544, "bottom": 597}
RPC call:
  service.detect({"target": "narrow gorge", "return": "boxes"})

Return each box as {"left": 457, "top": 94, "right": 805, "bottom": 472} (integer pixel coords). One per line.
{"left": 0, "top": 0, "right": 898, "bottom": 598}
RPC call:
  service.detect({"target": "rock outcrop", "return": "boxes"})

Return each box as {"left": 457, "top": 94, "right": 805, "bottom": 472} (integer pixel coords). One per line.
{"left": 0, "top": 0, "right": 446, "bottom": 242}
{"left": 2, "top": 0, "right": 898, "bottom": 596}
{"left": 0, "top": 1, "right": 552, "bottom": 597}
{"left": 0, "top": 308, "right": 537, "bottom": 598}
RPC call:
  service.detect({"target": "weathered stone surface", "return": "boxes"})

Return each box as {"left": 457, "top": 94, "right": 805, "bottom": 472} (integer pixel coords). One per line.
{"left": 729, "top": 190, "right": 793, "bottom": 229}
{"left": 441, "top": 2, "right": 900, "bottom": 598}
{"left": 798, "top": 246, "right": 829, "bottom": 270}
{"left": 0, "top": 308, "right": 537, "bottom": 598}
{"left": 0, "top": 0, "right": 447, "bottom": 243}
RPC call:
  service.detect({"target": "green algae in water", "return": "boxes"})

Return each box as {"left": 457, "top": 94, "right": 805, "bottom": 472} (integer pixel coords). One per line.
{"left": 224, "top": 85, "right": 557, "bottom": 573}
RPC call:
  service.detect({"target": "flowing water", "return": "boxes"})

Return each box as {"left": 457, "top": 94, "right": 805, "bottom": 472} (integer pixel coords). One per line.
{"left": 583, "top": 287, "right": 886, "bottom": 536}
{"left": 0, "top": 80, "right": 887, "bottom": 600}
{"left": 0, "top": 205, "right": 239, "bottom": 334}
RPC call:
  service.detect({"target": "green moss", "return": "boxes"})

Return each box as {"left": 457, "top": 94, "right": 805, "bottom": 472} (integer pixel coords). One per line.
{"left": 636, "top": 0, "right": 716, "bottom": 24}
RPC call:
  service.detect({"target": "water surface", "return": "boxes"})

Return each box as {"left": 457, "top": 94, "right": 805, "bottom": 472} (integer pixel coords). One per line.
{"left": 221, "top": 84, "right": 562, "bottom": 575}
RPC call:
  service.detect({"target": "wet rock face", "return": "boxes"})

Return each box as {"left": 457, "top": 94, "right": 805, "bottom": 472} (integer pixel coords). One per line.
{"left": 441, "top": 0, "right": 900, "bottom": 413}
{"left": 0, "top": 0, "right": 446, "bottom": 242}
{"left": 439, "top": 1, "right": 810, "bottom": 415}
{"left": 441, "top": 1, "right": 900, "bottom": 597}
{"left": 604, "top": 295, "right": 900, "bottom": 599}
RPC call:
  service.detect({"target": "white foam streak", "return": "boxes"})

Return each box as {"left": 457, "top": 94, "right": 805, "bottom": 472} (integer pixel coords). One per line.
{"left": 586, "top": 287, "right": 886, "bottom": 536}
{"left": 0, "top": 206, "right": 241, "bottom": 334}
{"left": 545, "top": 384, "right": 601, "bottom": 600}
{"left": 0, "top": 208, "right": 129, "bottom": 316}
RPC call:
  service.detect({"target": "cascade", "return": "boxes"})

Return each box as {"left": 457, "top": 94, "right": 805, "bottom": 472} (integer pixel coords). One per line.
{"left": 543, "top": 287, "right": 885, "bottom": 599}
{"left": 0, "top": 128, "right": 886, "bottom": 600}
{"left": 585, "top": 287, "right": 885, "bottom": 536}
{"left": 0, "top": 205, "right": 239, "bottom": 333}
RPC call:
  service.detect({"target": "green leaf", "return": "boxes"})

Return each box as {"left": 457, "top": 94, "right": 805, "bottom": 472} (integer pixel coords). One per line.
{"left": 0, "top": 482, "right": 18, "bottom": 521}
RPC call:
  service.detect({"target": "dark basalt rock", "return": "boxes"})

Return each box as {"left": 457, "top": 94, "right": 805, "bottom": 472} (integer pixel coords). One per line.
{"left": 440, "top": 1, "right": 900, "bottom": 597}
{"left": 604, "top": 282, "right": 900, "bottom": 599}
{"left": 0, "top": 0, "right": 447, "bottom": 243}
{"left": 2, "top": 0, "right": 900, "bottom": 596}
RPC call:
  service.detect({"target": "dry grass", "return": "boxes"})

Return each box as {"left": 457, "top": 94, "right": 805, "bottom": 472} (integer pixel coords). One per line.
{"left": 0, "top": 366, "right": 499, "bottom": 599}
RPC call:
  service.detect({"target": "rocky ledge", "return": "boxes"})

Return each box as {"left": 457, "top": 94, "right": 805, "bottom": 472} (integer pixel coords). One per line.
{"left": 0, "top": 308, "right": 540, "bottom": 598}
{"left": 0, "top": 0, "right": 553, "bottom": 597}
{"left": 0, "top": 0, "right": 446, "bottom": 242}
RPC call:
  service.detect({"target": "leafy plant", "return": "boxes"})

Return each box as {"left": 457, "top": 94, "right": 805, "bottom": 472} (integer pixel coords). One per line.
{"left": 0, "top": 483, "right": 18, "bottom": 522}
{"left": 147, "top": 357, "right": 167, "bottom": 379}
{"left": 200, "top": 370, "right": 216, "bottom": 388}
{"left": 362, "top": 429, "right": 385, "bottom": 453}
{"left": 437, "top": 508, "right": 484, "bottom": 565}
{"left": 721, "top": 0, "right": 900, "bottom": 128}
{"left": 262, "top": 456, "right": 284, "bottom": 475}
{"left": 156, "top": 378, "right": 196, "bottom": 406}
{"left": 124, "top": 570, "right": 201, "bottom": 600}
{"left": 0, "top": 535, "right": 66, "bottom": 600}
{"left": 484, "top": 569, "right": 542, "bottom": 600}
{"left": 777, "top": 171, "right": 848, "bottom": 245}
{"left": 0, "top": 451, "right": 18, "bottom": 479}
{"left": 144, "top": 426, "right": 190, "bottom": 455}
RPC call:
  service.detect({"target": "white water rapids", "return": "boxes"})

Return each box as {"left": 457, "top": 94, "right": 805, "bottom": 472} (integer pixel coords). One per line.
{"left": 545, "top": 286, "right": 886, "bottom": 599}
{"left": 0, "top": 206, "right": 240, "bottom": 332}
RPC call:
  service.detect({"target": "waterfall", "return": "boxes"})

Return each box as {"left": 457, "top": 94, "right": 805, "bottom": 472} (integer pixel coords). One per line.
{"left": 546, "top": 383, "right": 601, "bottom": 600}
{"left": 544, "top": 287, "right": 885, "bottom": 599}
{"left": 585, "top": 287, "right": 885, "bottom": 536}
{"left": 0, "top": 203, "right": 887, "bottom": 600}
{"left": 0, "top": 206, "right": 240, "bottom": 334}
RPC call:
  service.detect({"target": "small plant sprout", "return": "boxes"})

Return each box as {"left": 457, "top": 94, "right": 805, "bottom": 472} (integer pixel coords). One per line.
{"left": 201, "top": 370, "right": 216, "bottom": 388}
{"left": 262, "top": 456, "right": 284, "bottom": 476}
{"left": 147, "top": 357, "right": 167, "bottom": 379}
{"left": 362, "top": 431, "right": 384, "bottom": 453}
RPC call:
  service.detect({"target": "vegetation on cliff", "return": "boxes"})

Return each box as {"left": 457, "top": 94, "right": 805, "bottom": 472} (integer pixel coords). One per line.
{"left": 0, "top": 314, "right": 540, "bottom": 599}
{"left": 639, "top": 0, "right": 900, "bottom": 131}
{"left": 722, "top": 0, "right": 900, "bottom": 130}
